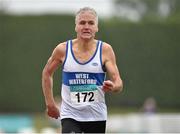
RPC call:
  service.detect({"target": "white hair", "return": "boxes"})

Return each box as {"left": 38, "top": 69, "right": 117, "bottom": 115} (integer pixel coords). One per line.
{"left": 75, "top": 7, "right": 98, "bottom": 24}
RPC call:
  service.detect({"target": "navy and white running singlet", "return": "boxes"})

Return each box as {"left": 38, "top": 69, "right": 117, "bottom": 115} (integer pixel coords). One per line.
{"left": 60, "top": 40, "right": 107, "bottom": 121}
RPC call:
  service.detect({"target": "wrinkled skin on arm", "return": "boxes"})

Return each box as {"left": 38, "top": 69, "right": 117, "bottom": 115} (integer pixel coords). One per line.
{"left": 102, "top": 43, "right": 123, "bottom": 93}
{"left": 42, "top": 42, "right": 66, "bottom": 119}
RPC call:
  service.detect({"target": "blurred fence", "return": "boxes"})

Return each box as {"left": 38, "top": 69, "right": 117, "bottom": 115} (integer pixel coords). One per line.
{"left": 107, "top": 113, "right": 180, "bottom": 133}
{"left": 0, "top": 114, "right": 33, "bottom": 133}
{"left": 0, "top": 113, "right": 180, "bottom": 133}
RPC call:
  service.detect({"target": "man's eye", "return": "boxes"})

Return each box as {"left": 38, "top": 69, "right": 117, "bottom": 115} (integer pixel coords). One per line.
{"left": 88, "top": 21, "right": 94, "bottom": 25}
{"left": 79, "top": 21, "right": 86, "bottom": 25}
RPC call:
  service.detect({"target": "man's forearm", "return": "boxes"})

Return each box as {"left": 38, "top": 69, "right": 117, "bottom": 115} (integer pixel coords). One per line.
{"left": 42, "top": 71, "right": 55, "bottom": 106}
{"left": 113, "top": 79, "right": 123, "bottom": 92}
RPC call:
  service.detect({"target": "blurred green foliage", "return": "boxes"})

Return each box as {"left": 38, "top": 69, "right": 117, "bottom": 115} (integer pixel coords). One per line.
{"left": 0, "top": 14, "right": 180, "bottom": 112}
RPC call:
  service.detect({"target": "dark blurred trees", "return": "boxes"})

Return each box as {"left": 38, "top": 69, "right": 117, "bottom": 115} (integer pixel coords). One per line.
{"left": 114, "top": 0, "right": 180, "bottom": 22}
{"left": 0, "top": 15, "right": 180, "bottom": 112}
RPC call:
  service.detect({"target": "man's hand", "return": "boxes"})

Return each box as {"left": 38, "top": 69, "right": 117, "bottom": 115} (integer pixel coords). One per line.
{"left": 46, "top": 104, "right": 60, "bottom": 119}
{"left": 102, "top": 80, "right": 114, "bottom": 92}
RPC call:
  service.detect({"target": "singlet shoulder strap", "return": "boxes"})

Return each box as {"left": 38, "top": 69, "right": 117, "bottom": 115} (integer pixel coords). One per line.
{"left": 99, "top": 41, "right": 106, "bottom": 72}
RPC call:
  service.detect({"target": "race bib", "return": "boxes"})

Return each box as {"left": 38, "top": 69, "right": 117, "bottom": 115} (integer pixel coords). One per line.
{"left": 70, "top": 84, "right": 99, "bottom": 104}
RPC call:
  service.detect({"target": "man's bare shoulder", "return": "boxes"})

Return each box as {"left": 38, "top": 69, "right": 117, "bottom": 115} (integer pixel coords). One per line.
{"left": 102, "top": 42, "right": 113, "bottom": 52}
{"left": 55, "top": 41, "right": 67, "bottom": 51}
{"left": 102, "top": 42, "right": 116, "bottom": 63}
{"left": 51, "top": 41, "right": 67, "bottom": 61}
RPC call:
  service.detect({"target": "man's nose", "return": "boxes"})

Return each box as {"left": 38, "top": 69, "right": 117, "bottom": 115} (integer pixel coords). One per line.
{"left": 84, "top": 23, "right": 90, "bottom": 28}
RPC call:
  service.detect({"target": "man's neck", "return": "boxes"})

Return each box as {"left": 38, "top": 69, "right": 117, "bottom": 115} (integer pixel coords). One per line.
{"left": 75, "top": 38, "right": 96, "bottom": 51}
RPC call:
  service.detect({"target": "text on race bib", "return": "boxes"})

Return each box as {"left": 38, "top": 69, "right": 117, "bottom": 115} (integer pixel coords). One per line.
{"left": 70, "top": 85, "right": 98, "bottom": 104}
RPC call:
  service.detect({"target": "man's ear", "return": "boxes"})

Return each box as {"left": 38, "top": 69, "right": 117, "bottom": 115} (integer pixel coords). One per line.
{"left": 75, "top": 26, "right": 77, "bottom": 32}
{"left": 95, "top": 25, "right": 98, "bottom": 32}
{"left": 96, "top": 27, "right": 99, "bottom": 32}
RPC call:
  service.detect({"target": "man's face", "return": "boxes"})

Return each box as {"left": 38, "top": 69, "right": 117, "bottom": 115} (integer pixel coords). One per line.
{"left": 75, "top": 11, "right": 98, "bottom": 40}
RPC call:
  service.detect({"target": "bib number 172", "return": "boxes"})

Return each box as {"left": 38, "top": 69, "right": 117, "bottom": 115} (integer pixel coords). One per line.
{"left": 75, "top": 92, "right": 95, "bottom": 103}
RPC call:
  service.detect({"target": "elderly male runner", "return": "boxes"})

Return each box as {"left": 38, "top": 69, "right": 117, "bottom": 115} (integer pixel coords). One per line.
{"left": 42, "top": 7, "right": 123, "bottom": 133}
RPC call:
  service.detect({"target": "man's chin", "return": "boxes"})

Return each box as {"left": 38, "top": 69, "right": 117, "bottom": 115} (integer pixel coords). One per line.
{"left": 81, "top": 36, "right": 93, "bottom": 40}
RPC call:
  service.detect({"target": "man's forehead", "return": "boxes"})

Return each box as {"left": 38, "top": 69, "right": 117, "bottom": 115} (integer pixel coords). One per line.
{"left": 78, "top": 11, "right": 96, "bottom": 18}
{"left": 75, "top": 10, "right": 98, "bottom": 24}
{"left": 78, "top": 18, "right": 95, "bottom": 22}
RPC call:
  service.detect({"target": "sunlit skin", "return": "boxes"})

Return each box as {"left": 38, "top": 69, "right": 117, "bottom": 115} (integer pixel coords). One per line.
{"left": 75, "top": 11, "right": 98, "bottom": 41}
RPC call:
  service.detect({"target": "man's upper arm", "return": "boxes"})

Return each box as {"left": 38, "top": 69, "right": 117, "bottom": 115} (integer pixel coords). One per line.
{"left": 103, "top": 43, "right": 121, "bottom": 82}
{"left": 44, "top": 42, "right": 66, "bottom": 75}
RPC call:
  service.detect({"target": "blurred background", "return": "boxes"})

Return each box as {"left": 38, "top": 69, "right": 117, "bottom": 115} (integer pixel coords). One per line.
{"left": 0, "top": 0, "right": 180, "bottom": 133}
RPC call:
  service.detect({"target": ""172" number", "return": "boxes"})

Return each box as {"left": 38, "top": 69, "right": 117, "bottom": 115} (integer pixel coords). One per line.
{"left": 75, "top": 92, "right": 94, "bottom": 103}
